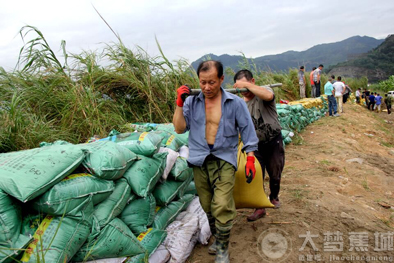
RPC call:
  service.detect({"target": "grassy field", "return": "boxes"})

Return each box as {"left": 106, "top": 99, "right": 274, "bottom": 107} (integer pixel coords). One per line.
{"left": 0, "top": 26, "right": 388, "bottom": 152}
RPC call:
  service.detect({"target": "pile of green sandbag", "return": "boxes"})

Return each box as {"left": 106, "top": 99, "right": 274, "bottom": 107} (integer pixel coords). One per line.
{"left": 276, "top": 97, "right": 328, "bottom": 146}
{"left": 0, "top": 128, "right": 198, "bottom": 263}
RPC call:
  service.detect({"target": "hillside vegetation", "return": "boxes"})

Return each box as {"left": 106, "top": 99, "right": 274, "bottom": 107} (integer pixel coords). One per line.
{"left": 0, "top": 27, "right": 381, "bottom": 153}
{"left": 191, "top": 36, "right": 384, "bottom": 75}
{"left": 328, "top": 34, "right": 394, "bottom": 82}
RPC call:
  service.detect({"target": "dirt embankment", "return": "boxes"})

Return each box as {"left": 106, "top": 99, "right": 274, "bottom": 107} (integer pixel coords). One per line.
{"left": 188, "top": 102, "right": 394, "bottom": 263}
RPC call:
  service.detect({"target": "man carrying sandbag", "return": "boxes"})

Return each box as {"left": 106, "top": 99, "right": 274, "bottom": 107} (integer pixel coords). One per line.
{"left": 233, "top": 69, "right": 285, "bottom": 221}
{"left": 173, "top": 60, "right": 258, "bottom": 263}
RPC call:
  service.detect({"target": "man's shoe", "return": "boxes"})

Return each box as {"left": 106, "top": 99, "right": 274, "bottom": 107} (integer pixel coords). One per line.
{"left": 247, "top": 208, "right": 266, "bottom": 221}
{"left": 334, "top": 113, "right": 340, "bottom": 117}
{"left": 270, "top": 198, "right": 281, "bottom": 209}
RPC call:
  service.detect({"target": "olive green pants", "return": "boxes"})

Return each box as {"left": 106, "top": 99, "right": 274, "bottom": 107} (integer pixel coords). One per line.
{"left": 193, "top": 157, "right": 236, "bottom": 226}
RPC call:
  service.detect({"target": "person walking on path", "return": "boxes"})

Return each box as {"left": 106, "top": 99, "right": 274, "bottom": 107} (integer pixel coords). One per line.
{"left": 368, "top": 93, "right": 375, "bottom": 110}
{"left": 324, "top": 77, "right": 339, "bottom": 117}
{"left": 364, "top": 89, "right": 371, "bottom": 108}
{"left": 298, "top": 66, "right": 306, "bottom": 99}
{"left": 356, "top": 88, "right": 361, "bottom": 104}
{"left": 312, "top": 64, "right": 323, "bottom": 97}
{"left": 333, "top": 76, "right": 346, "bottom": 113}
{"left": 375, "top": 93, "right": 383, "bottom": 113}
{"left": 310, "top": 67, "right": 317, "bottom": 98}
{"left": 173, "top": 60, "right": 258, "bottom": 263}
{"left": 342, "top": 83, "right": 352, "bottom": 104}
{"left": 384, "top": 94, "right": 392, "bottom": 114}
{"left": 233, "top": 69, "right": 285, "bottom": 221}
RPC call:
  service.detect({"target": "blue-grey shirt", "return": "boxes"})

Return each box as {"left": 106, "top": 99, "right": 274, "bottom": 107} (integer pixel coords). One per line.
{"left": 182, "top": 87, "right": 258, "bottom": 169}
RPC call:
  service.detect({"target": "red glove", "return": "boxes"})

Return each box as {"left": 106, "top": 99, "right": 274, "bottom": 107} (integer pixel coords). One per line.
{"left": 245, "top": 156, "right": 256, "bottom": 184}
{"left": 176, "top": 85, "right": 191, "bottom": 107}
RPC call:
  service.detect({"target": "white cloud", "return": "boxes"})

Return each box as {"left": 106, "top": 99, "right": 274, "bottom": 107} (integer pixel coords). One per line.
{"left": 0, "top": 0, "right": 393, "bottom": 71}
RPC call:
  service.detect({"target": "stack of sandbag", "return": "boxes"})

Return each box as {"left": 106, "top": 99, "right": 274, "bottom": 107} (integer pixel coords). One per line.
{"left": 276, "top": 97, "right": 328, "bottom": 146}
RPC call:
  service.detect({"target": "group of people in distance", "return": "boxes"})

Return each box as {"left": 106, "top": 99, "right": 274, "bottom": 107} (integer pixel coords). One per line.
{"left": 173, "top": 60, "right": 284, "bottom": 263}
{"left": 359, "top": 89, "right": 392, "bottom": 114}
{"left": 298, "top": 64, "right": 324, "bottom": 98}
{"left": 323, "top": 75, "right": 346, "bottom": 117}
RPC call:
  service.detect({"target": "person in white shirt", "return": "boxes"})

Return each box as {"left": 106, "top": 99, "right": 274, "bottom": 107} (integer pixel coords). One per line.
{"left": 356, "top": 88, "right": 361, "bottom": 104}
{"left": 333, "top": 76, "right": 346, "bottom": 113}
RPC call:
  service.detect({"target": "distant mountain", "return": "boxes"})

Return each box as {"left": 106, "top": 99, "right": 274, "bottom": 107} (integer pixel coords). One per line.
{"left": 328, "top": 35, "right": 394, "bottom": 82}
{"left": 191, "top": 36, "right": 384, "bottom": 74}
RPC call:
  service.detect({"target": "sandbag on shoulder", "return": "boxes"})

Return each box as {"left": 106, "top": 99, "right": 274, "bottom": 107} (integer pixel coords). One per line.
{"left": 32, "top": 173, "right": 114, "bottom": 216}
{"left": 0, "top": 144, "right": 87, "bottom": 202}
{"left": 80, "top": 141, "right": 138, "bottom": 180}
{"left": 123, "top": 152, "right": 168, "bottom": 198}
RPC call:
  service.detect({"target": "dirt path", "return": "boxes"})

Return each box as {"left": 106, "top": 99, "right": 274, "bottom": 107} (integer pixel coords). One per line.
{"left": 188, "top": 102, "right": 394, "bottom": 263}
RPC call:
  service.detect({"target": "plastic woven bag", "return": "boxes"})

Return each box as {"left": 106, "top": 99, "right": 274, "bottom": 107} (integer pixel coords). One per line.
{"left": 0, "top": 144, "right": 87, "bottom": 202}
{"left": 120, "top": 194, "right": 156, "bottom": 236}
{"left": 73, "top": 218, "right": 146, "bottom": 262}
{"left": 32, "top": 173, "right": 114, "bottom": 216}
{"left": 81, "top": 141, "right": 138, "bottom": 180}
{"left": 100, "top": 132, "right": 163, "bottom": 157}
{"left": 123, "top": 152, "right": 168, "bottom": 197}
{"left": 93, "top": 178, "right": 131, "bottom": 228}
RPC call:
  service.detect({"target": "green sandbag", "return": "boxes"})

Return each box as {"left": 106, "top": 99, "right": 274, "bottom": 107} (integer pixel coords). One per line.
{"left": 123, "top": 152, "right": 168, "bottom": 197}
{"left": 152, "top": 179, "right": 184, "bottom": 206}
{"left": 155, "top": 124, "right": 189, "bottom": 146}
{"left": 125, "top": 253, "right": 148, "bottom": 263}
{"left": 100, "top": 132, "right": 163, "bottom": 157}
{"left": 120, "top": 194, "right": 156, "bottom": 236}
{"left": 0, "top": 190, "right": 31, "bottom": 263}
{"left": 178, "top": 194, "right": 195, "bottom": 208}
{"left": 136, "top": 228, "right": 167, "bottom": 256}
{"left": 20, "top": 214, "right": 42, "bottom": 238}
{"left": 281, "top": 130, "right": 291, "bottom": 138}
{"left": 20, "top": 203, "right": 93, "bottom": 263}
{"left": 184, "top": 181, "right": 197, "bottom": 195}
{"left": 284, "top": 137, "right": 292, "bottom": 144}
{"left": 0, "top": 144, "right": 87, "bottom": 202}
{"left": 169, "top": 156, "right": 192, "bottom": 181}
{"left": 80, "top": 141, "right": 138, "bottom": 180}
{"left": 32, "top": 173, "right": 114, "bottom": 216}
{"left": 152, "top": 130, "right": 183, "bottom": 152}
{"left": 176, "top": 173, "right": 194, "bottom": 199}
{"left": 73, "top": 218, "right": 146, "bottom": 262}
{"left": 151, "top": 196, "right": 193, "bottom": 230}
{"left": 93, "top": 178, "right": 131, "bottom": 228}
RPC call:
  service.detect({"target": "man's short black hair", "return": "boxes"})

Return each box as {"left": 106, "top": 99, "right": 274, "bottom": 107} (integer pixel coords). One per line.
{"left": 197, "top": 60, "right": 224, "bottom": 78}
{"left": 319, "top": 64, "right": 324, "bottom": 68}
{"left": 312, "top": 67, "right": 317, "bottom": 70}
{"left": 331, "top": 75, "right": 335, "bottom": 79}
{"left": 300, "top": 66, "right": 304, "bottom": 69}
{"left": 233, "top": 69, "right": 254, "bottom": 83}
{"left": 337, "top": 76, "right": 342, "bottom": 81}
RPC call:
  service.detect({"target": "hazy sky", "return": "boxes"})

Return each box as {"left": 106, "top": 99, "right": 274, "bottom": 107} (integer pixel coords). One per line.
{"left": 1, "top": 0, "right": 393, "bottom": 71}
